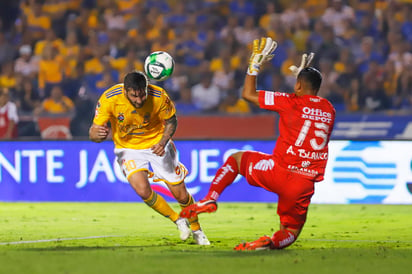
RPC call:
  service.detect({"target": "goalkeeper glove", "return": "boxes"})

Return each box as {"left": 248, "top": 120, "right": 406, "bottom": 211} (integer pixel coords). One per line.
{"left": 288, "top": 52, "right": 315, "bottom": 78}
{"left": 247, "top": 37, "right": 278, "bottom": 76}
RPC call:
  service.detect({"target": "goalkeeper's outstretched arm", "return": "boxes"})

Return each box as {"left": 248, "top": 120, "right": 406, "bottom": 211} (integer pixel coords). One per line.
{"left": 242, "top": 74, "right": 259, "bottom": 106}
{"left": 242, "top": 37, "right": 277, "bottom": 106}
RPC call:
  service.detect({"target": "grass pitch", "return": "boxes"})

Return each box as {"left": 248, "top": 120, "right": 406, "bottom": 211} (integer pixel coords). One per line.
{"left": 0, "top": 202, "right": 411, "bottom": 274}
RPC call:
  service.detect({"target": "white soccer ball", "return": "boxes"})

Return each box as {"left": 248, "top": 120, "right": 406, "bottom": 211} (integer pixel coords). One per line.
{"left": 144, "top": 51, "right": 175, "bottom": 81}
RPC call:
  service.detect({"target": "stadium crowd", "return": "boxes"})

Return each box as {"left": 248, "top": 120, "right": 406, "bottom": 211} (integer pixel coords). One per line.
{"left": 0, "top": 0, "right": 411, "bottom": 139}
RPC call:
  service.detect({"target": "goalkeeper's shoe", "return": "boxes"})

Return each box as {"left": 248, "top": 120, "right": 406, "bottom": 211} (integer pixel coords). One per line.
{"left": 234, "top": 236, "right": 274, "bottom": 251}
{"left": 179, "top": 199, "right": 217, "bottom": 219}
{"left": 175, "top": 218, "right": 191, "bottom": 241}
{"left": 192, "top": 230, "right": 210, "bottom": 245}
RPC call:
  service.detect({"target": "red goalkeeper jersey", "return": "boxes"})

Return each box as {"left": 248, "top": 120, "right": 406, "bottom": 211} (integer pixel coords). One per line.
{"left": 258, "top": 91, "right": 336, "bottom": 182}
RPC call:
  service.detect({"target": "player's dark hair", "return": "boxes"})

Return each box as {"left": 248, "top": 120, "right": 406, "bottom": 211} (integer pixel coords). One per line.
{"left": 297, "top": 67, "right": 322, "bottom": 93}
{"left": 124, "top": 71, "right": 148, "bottom": 91}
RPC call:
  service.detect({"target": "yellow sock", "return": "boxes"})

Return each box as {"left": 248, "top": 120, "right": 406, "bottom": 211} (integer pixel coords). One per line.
{"left": 144, "top": 191, "right": 179, "bottom": 222}
{"left": 180, "top": 194, "right": 201, "bottom": 231}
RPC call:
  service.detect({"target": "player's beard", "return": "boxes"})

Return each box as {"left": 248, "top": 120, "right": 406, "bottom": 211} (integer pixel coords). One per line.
{"left": 127, "top": 96, "right": 146, "bottom": 109}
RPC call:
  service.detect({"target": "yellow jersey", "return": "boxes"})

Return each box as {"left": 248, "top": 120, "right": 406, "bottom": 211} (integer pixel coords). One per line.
{"left": 93, "top": 83, "right": 176, "bottom": 149}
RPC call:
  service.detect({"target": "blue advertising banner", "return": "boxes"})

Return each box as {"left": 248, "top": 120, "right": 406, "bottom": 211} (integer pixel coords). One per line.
{"left": 0, "top": 140, "right": 277, "bottom": 202}
{"left": 1, "top": 140, "right": 412, "bottom": 203}
{"left": 332, "top": 113, "right": 412, "bottom": 140}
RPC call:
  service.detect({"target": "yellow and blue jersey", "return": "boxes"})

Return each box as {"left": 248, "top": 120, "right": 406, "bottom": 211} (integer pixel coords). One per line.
{"left": 93, "top": 83, "right": 176, "bottom": 149}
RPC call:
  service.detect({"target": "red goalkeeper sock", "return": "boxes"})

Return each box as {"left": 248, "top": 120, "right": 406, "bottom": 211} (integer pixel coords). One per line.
{"left": 271, "top": 229, "right": 297, "bottom": 249}
{"left": 204, "top": 156, "right": 239, "bottom": 201}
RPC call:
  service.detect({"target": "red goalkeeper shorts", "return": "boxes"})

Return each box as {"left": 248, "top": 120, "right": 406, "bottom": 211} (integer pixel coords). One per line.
{"left": 240, "top": 151, "right": 315, "bottom": 230}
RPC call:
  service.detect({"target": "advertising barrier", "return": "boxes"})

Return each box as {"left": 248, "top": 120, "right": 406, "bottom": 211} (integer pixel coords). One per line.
{"left": 0, "top": 140, "right": 411, "bottom": 204}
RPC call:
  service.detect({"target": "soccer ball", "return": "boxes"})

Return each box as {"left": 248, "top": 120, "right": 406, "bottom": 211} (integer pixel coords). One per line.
{"left": 144, "top": 51, "right": 175, "bottom": 81}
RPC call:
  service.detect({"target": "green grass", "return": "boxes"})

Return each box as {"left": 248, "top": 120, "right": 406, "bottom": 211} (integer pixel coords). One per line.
{"left": 1, "top": 202, "right": 411, "bottom": 274}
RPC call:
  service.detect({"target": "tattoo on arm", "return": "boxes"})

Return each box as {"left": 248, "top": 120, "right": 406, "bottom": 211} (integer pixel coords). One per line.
{"left": 161, "top": 114, "right": 177, "bottom": 145}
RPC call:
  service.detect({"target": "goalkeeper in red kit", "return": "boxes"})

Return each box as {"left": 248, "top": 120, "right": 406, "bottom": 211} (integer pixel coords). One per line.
{"left": 180, "top": 37, "right": 336, "bottom": 250}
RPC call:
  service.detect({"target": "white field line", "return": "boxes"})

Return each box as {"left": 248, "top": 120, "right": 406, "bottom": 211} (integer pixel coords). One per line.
{"left": 0, "top": 235, "right": 124, "bottom": 245}
{"left": 304, "top": 238, "right": 412, "bottom": 243}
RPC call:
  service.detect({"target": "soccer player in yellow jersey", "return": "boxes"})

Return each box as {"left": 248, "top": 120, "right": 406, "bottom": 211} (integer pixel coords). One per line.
{"left": 89, "top": 71, "right": 210, "bottom": 245}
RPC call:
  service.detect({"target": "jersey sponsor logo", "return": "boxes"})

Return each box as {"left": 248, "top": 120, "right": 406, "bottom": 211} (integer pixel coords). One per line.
{"left": 288, "top": 165, "right": 318, "bottom": 177}
{"left": 301, "top": 161, "right": 311, "bottom": 168}
{"left": 253, "top": 159, "right": 274, "bottom": 171}
{"left": 309, "top": 97, "right": 320, "bottom": 102}
{"left": 301, "top": 107, "right": 332, "bottom": 123}
{"left": 213, "top": 164, "right": 235, "bottom": 184}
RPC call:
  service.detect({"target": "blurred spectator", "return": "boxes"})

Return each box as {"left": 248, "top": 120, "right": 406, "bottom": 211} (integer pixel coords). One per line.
{"left": 355, "top": 36, "right": 385, "bottom": 74}
{"left": 335, "top": 61, "right": 361, "bottom": 112}
{"left": 269, "top": 27, "right": 294, "bottom": 69}
{"left": 35, "top": 85, "right": 74, "bottom": 115}
{"left": 0, "top": 61, "right": 17, "bottom": 91}
{"left": 212, "top": 60, "right": 235, "bottom": 93}
{"left": 103, "top": 2, "right": 127, "bottom": 31}
{"left": 314, "top": 25, "right": 341, "bottom": 66}
{"left": 401, "top": 4, "right": 412, "bottom": 44}
{"left": 163, "top": 65, "right": 189, "bottom": 101}
{"left": 174, "top": 85, "right": 199, "bottom": 115}
{"left": 280, "top": 0, "right": 309, "bottom": 33}
{"left": 191, "top": 72, "right": 221, "bottom": 113}
{"left": 34, "top": 28, "right": 65, "bottom": 57}
{"left": 38, "top": 44, "right": 65, "bottom": 98}
{"left": 0, "top": 88, "right": 18, "bottom": 139}
{"left": 396, "top": 63, "right": 412, "bottom": 110}
{"left": 318, "top": 58, "right": 342, "bottom": 108}
{"left": 24, "top": 1, "right": 51, "bottom": 42}
{"left": 0, "top": 32, "right": 15, "bottom": 66}
{"left": 321, "top": 0, "right": 355, "bottom": 37}
{"left": 218, "top": 89, "right": 251, "bottom": 114}
{"left": 233, "top": 16, "right": 260, "bottom": 45}
{"left": 259, "top": 2, "right": 280, "bottom": 32}
{"left": 175, "top": 28, "right": 204, "bottom": 67}
{"left": 360, "top": 60, "right": 391, "bottom": 112}
{"left": 229, "top": 0, "right": 255, "bottom": 19}
{"left": 15, "top": 78, "right": 41, "bottom": 114}
{"left": 14, "top": 44, "right": 39, "bottom": 78}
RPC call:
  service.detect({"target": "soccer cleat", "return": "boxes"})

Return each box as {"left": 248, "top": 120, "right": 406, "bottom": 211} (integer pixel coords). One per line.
{"left": 233, "top": 235, "right": 274, "bottom": 251}
{"left": 175, "top": 218, "right": 191, "bottom": 241}
{"left": 192, "top": 230, "right": 210, "bottom": 245}
{"left": 179, "top": 199, "right": 218, "bottom": 219}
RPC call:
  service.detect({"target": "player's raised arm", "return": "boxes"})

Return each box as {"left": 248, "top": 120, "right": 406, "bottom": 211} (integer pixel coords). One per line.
{"left": 242, "top": 37, "right": 277, "bottom": 106}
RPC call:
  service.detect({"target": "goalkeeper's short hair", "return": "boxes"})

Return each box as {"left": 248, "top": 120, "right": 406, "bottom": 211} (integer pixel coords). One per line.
{"left": 297, "top": 67, "right": 322, "bottom": 93}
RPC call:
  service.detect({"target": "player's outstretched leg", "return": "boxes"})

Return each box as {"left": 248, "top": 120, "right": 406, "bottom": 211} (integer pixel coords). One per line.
{"left": 234, "top": 229, "right": 297, "bottom": 251}
{"left": 234, "top": 236, "right": 274, "bottom": 251}
{"left": 180, "top": 199, "right": 218, "bottom": 219}
{"left": 180, "top": 154, "right": 240, "bottom": 219}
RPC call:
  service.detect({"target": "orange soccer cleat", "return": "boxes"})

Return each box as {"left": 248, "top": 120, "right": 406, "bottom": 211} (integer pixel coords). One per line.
{"left": 234, "top": 235, "right": 274, "bottom": 251}
{"left": 180, "top": 199, "right": 218, "bottom": 219}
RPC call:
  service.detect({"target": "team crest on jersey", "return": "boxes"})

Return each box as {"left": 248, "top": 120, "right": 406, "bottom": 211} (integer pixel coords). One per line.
{"left": 117, "top": 113, "right": 125, "bottom": 123}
